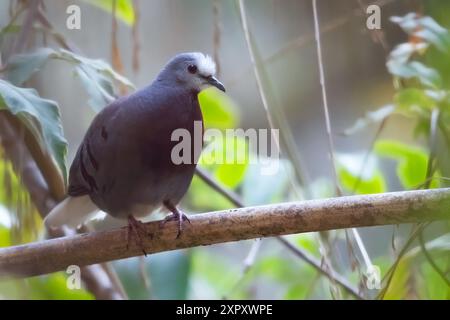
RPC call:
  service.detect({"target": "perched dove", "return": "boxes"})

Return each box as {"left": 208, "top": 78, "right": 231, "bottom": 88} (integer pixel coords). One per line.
{"left": 45, "top": 52, "right": 225, "bottom": 248}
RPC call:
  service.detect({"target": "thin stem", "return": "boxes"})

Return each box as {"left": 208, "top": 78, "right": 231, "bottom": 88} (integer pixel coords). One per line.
{"left": 224, "top": 239, "right": 262, "bottom": 299}
{"left": 377, "top": 223, "right": 427, "bottom": 299}
{"left": 278, "top": 237, "right": 363, "bottom": 299}
{"left": 312, "top": 0, "right": 339, "bottom": 194}
{"left": 418, "top": 231, "right": 450, "bottom": 287}
{"left": 237, "top": 0, "right": 310, "bottom": 199}
{"left": 312, "top": 0, "right": 372, "bottom": 271}
{"left": 424, "top": 109, "right": 440, "bottom": 189}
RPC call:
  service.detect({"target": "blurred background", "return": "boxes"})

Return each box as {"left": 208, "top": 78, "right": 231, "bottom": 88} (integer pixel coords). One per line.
{"left": 0, "top": 0, "right": 449, "bottom": 299}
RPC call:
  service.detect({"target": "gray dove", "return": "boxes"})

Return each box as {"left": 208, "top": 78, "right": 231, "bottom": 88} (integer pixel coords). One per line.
{"left": 45, "top": 52, "right": 225, "bottom": 250}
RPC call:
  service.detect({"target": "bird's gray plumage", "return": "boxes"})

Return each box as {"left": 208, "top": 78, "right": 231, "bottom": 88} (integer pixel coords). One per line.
{"left": 45, "top": 52, "right": 224, "bottom": 227}
{"left": 68, "top": 84, "right": 201, "bottom": 218}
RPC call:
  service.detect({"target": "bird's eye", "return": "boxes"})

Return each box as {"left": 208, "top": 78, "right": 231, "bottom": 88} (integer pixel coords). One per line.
{"left": 187, "top": 64, "right": 197, "bottom": 74}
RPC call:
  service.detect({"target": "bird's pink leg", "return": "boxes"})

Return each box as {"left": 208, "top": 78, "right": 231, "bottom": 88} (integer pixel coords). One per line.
{"left": 126, "top": 215, "right": 149, "bottom": 256}
{"left": 161, "top": 201, "right": 191, "bottom": 238}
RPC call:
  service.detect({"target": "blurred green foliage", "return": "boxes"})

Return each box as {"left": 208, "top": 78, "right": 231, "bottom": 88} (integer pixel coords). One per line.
{"left": 374, "top": 140, "right": 435, "bottom": 189}
{"left": 0, "top": 80, "right": 68, "bottom": 182}
{"left": 337, "top": 153, "right": 386, "bottom": 195}
{"left": 82, "top": 0, "right": 135, "bottom": 25}
{"left": 385, "top": 234, "right": 450, "bottom": 299}
{"left": 198, "top": 88, "right": 238, "bottom": 130}
{"left": 4, "top": 48, "right": 135, "bottom": 111}
{"left": 114, "top": 251, "right": 191, "bottom": 299}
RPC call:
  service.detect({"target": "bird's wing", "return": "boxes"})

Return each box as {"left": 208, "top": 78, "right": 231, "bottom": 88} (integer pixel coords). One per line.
{"left": 66, "top": 90, "right": 163, "bottom": 203}
{"left": 67, "top": 98, "right": 126, "bottom": 198}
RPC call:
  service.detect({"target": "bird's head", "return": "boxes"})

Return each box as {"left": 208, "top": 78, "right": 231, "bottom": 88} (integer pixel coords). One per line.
{"left": 157, "top": 52, "right": 225, "bottom": 93}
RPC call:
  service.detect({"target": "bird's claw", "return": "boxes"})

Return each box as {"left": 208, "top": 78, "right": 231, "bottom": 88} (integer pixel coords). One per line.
{"left": 126, "top": 215, "right": 150, "bottom": 256}
{"left": 160, "top": 205, "right": 190, "bottom": 239}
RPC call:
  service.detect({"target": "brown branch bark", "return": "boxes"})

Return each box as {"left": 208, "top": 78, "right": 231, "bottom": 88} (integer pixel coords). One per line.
{"left": 0, "top": 188, "right": 449, "bottom": 279}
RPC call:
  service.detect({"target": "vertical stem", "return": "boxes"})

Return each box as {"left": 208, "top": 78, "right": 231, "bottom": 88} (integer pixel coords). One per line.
{"left": 312, "top": 0, "right": 372, "bottom": 271}
{"left": 312, "top": 0, "right": 339, "bottom": 191}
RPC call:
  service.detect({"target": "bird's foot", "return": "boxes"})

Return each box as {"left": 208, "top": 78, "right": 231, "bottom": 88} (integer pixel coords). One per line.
{"left": 161, "top": 201, "right": 191, "bottom": 239}
{"left": 126, "top": 215, "right": 150, "bottom": 256}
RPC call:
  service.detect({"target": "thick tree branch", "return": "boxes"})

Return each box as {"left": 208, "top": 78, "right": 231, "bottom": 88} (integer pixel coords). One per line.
{"left": 0, "top": 188, "right": 449, "bottom": 279}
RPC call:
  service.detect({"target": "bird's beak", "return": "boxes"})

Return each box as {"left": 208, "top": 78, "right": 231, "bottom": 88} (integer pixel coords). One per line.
{"left": 207, "top": 76, "right": 226, "bottom": 92}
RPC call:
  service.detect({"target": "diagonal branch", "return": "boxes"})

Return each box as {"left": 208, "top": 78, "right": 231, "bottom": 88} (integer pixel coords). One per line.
{"left": 0, "top": 188, "right": 449, "bottom": 279}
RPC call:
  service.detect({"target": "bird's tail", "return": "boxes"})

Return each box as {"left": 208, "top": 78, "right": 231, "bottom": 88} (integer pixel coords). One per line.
{"left": 44, "top": 195, "right": 98, "bottom": 228}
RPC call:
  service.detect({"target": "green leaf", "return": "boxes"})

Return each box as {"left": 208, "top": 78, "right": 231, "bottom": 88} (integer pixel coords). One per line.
{"left": 387, "top": 42, "right": 428, "bottom": 66}
{"left": 190, "top": 249, "right": 245, "bottom": 299}
{"left": 391, "top": 13, "right": 450, "bottom": 52}
{"left": 3, "top": 48, "right": 57, "bottom": 86}
{"left": 420, "top": 262, "right": 450, "bottom": 299}
{"left": 386, "top": 234, "right": 450, "bottom": 300}
{"left": 415, "top": 235, "right": 450, "bottom": 299}
{"left": 256, "top": 254, "right": 318, "bottom": 299}
{"left": 200, "top": 135, "right": 249, "bottom": 189}
{"left": 337, "top": 153, "right": 386, "bottom": 194}
{"left": 214, "top": 163, "right": 247, "bottom": 189}
{"left": 82, "top": 0, "right": 135, "bottom": 25}
{"left": 0, "top": 224, "right": 10, "bottom": 247}
{"left": 241, "top": 159, "right": 291, "bottom": 206}
{"left": 148, "top": 251, "right": 191, "bottom": 299}
{"left": 198, "top": 87, "right": 238, "bottom": 130}
{"left": 4, "top": 48, "right": 135, "bottom": 111}
{"left": 213, "top": 137, "right": 248, "bottom": 189}
{"left": 186, "top": 175, "right": 234, "bottom": 211}
{"left": 294, "top": 233, "right": 319, "bottom": 256}
{"left": 394, "top": 88, "right": 436, "bottom": 112}
{"left": 387, "top": 60, "right": 443, "bottom": 89}
{"left": 27, "top": 273, "right": 94, "bottom": 299}
{"left": 0, "top": 158, "right": 20, "bottom": 207}
{"left": 115, "top": 251, "right": 191, "bottom": 299}
{"left": 343, "top": 105, "right": 395, "bottom": 136}
{"left": 283, "top": 266, "right": 316, "bottom": 299}
{"left": 406, "top": 234, "right": 450, "bottom": 259}
{"left": 383, "top": 256, "right": 411, "bottom": 299}
{"left": 388, "top": 14, "right": 450, "bottom": 90}
{"left": 0, "top": 80, "right": 68, "bottom": 183}
{"left": 374, "top": 140, "right": 430, "bottom": 189}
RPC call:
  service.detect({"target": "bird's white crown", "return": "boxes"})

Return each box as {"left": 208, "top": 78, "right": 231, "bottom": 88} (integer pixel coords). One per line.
{"left": 192, "top": 53, "right": 216, "bottom": 77}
